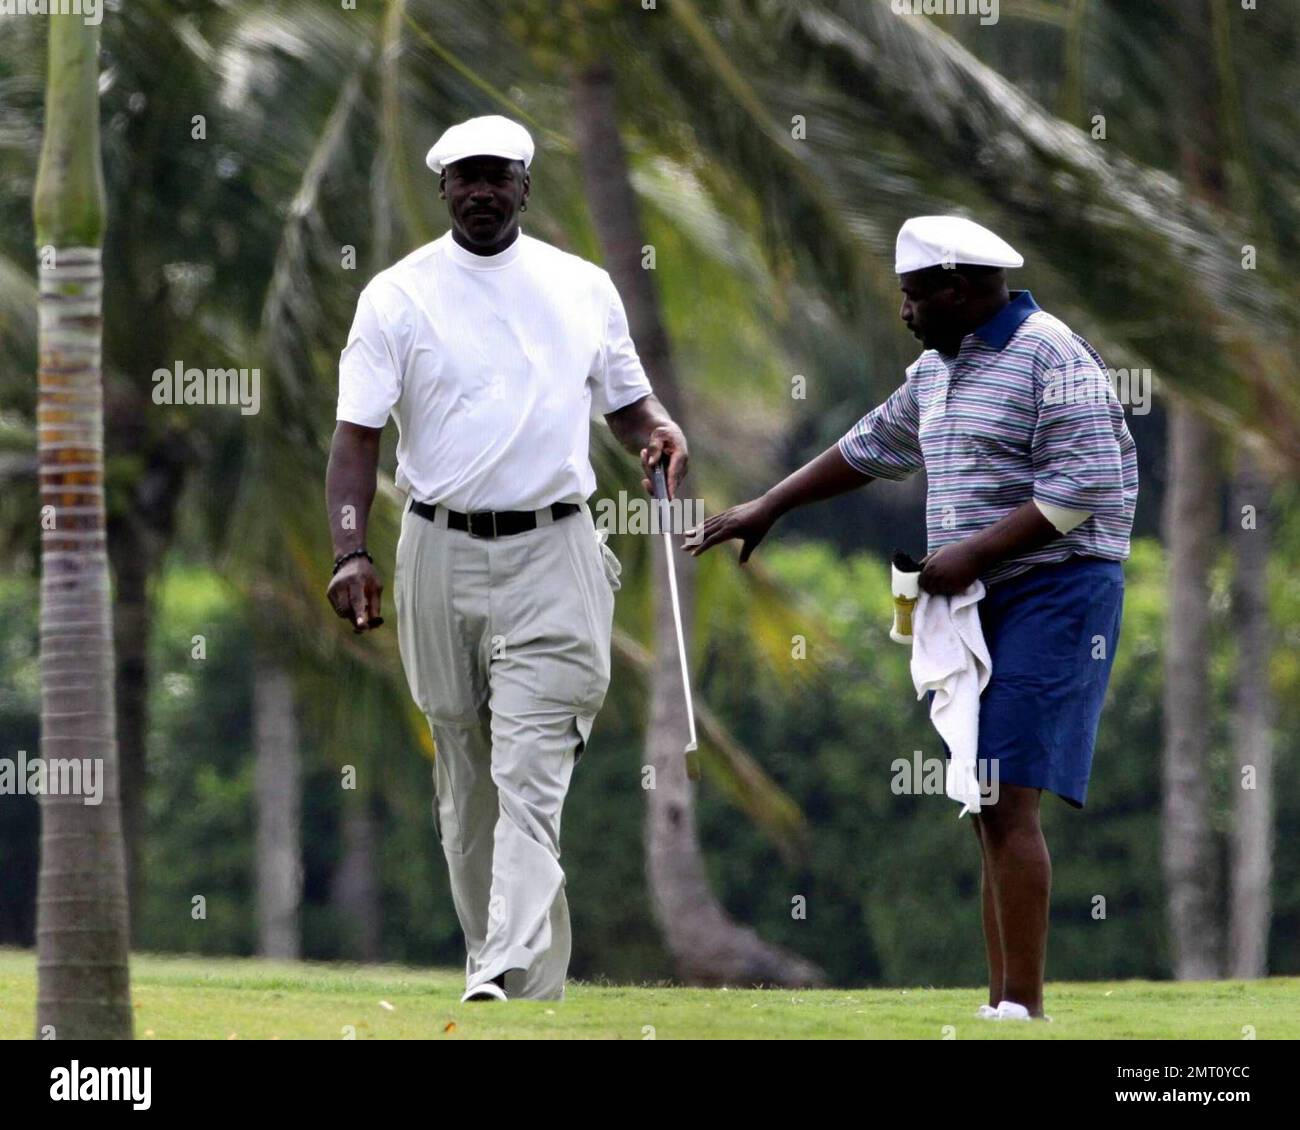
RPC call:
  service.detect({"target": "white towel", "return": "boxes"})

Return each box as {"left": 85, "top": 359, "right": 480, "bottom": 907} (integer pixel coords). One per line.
{"left": 910, "top": 583, "right": 992, "bottom": 816}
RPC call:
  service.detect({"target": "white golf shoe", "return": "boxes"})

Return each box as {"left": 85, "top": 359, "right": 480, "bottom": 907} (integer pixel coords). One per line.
{"left": 989, "top": 1000, "right": 1053, "bottom": 1022}
{"left": 460, "top": 981, "right": 507, "bottom": 1003}
{"left": 993, "top": 1000, "right": 1032, "bottom": 1020}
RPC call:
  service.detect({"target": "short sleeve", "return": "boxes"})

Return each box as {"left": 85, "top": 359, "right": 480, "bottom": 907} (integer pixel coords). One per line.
{"left": 1031, "top": 339, "right": 1126, "bottom": 513}
{"left": 589, "top": 274, "right": 653, "bottom": 420}
{"left": 836, "top": 378, "right": 924, "bottom": 481}
{"left": 337, "top": 288, "right": 402, "bottom": 428}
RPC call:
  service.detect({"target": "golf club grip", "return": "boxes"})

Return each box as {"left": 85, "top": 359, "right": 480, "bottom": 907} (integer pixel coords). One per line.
{"left": 652, "top": 463, "right": 668, "bottom": 501}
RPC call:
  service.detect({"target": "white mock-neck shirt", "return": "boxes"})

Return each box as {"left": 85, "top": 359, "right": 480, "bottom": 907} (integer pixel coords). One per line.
{"left": 337, "top": 230, "right": 654, "bottom": 512}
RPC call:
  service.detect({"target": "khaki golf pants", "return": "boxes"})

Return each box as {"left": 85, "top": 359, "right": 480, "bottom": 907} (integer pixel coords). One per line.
{"left": 394, "top": 501, "right": 617, "bottom": 1000}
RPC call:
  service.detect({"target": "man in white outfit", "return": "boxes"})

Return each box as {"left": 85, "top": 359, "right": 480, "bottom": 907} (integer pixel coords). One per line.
{"left": 324, "top": 115, "right": 689, "bottom": 1002}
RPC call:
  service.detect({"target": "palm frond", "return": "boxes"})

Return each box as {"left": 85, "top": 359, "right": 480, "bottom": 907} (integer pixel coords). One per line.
{"left": 656, "top": 0, "right": 1300, "bottom": 459}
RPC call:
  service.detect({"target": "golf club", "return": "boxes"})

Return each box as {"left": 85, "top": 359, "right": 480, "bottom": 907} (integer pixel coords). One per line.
{"left": 652, "top": 458, "right": 701, "bottom": 782}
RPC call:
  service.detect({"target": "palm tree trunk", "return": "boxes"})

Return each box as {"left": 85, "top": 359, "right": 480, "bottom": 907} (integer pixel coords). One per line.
{"left": 1203, "top": 0, "right": 1276, "bottom": 980}
{"left": 1228, "top": 450, "right": 1272, "bottom": 977}
{"left": 332, "top": 802, "right": 382, "bottom": 962}
{"left": 33, "top": 14, "right": 133, "bottom": 1038}
{"left": 1160, "top": 404, "right": 1221, "bottom": 980}
{"left": 107, "top": 519, "right": 149, "bottom": 942}
{"left": 570, "top": 58, "right": 822, "bottom": 987}
{"left": 253, "top": 643, "right": 302, "bottom": 960}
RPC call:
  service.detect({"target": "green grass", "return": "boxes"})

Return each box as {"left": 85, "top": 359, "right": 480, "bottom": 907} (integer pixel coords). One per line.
{"left": 1, "top": 949, "right": 1295, "bottom": 1039}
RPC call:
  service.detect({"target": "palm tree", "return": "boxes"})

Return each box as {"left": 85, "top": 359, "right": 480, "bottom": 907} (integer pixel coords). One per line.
{"left": 1160, "top": 405, "right": 1221, "bottom": 980}
{"left": 33, "top": 13, "right": 132, "bottom": 1039}
{"left": 570, "top": 55, "right": 823, "bottom": 986}
{"left": 1228, "top": 447, "right": 1273, "bottom": 977}
{"left": 1209, "top": 0, "right": 1276, "bottom": 979}
{"left": 656, "top": 0, "right": 1300, "bottom": 456}
{"left": 3, "top": 0, "right": 403, "bottom": 950}
{"left": 1159, "top": 0, "right": 1265, "bottom": 982}
{"left": 253, "top": 606, "right": 303, "bottom": 960}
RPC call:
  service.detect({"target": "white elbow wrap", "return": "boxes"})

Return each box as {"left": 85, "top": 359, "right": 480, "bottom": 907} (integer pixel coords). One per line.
{"left": 1034, "top": 499, "right": 1092, "bottom": 534}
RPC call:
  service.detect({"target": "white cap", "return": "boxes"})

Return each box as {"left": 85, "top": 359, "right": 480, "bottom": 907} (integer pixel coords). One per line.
{"left": 895, "top": 215, "right": 1023, "bottom": 274}
{"left": 426, "top": 115, "right": 534, "bottom": 174}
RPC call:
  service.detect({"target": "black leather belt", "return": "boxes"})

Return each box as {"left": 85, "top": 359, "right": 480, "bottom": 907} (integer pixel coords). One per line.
{"left": 409, "top": 499, "right": 580, "bottom": 539}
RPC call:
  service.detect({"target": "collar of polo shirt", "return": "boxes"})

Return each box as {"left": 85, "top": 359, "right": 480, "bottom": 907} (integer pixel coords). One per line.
{"left": 972, "top": 290, "right": 1040, "bottom": 352}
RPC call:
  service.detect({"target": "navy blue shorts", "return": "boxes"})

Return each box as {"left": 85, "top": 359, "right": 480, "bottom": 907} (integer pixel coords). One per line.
{"left": 937, "top": 555, "right": 1124, "bottom": 808}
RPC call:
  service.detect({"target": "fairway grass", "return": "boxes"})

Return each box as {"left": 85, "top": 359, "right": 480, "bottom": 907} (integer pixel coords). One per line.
{"left": 1, "top": 949, "right": 1295, "bottom": 1040}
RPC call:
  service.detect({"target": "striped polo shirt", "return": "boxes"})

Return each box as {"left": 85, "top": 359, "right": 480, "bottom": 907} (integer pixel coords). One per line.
{"left": 838, "top": 291, "right": 1137, "bottom": 584}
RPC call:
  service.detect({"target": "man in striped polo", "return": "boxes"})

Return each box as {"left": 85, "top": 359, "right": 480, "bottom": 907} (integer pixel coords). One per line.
{"left": 690, "top": 216, "right": 1137, "bottom": 1020}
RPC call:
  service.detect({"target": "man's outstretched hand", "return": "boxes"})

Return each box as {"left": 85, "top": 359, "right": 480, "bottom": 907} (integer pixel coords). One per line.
{"left": 685, "top": 496, "right": 776, "bottom": 564}
{"left": 327, "top": 557, "right": 385, "bottom": 632}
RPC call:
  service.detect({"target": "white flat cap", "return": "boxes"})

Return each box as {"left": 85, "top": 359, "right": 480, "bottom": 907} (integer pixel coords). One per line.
{"left": 426, "top": 115, "right": 534, "bottom": 174}
{"left": 895, "top": 215, "right": 1024, "bottom": 274}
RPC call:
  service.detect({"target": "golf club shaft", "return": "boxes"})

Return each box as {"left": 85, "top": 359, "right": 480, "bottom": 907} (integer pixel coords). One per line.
{"left": 653, "top": 464, "right": 700, "bottom": 776}
{"left": 660, "top": 525, "right": 698, "bottom": 749}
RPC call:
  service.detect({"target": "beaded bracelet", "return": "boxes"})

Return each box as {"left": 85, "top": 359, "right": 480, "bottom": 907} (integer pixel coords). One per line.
{"left": 332, "top": 548, "right": 373, "bottom": 576}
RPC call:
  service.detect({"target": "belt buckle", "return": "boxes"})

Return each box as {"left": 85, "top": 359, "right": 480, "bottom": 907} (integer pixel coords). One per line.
{"left": 467, "top": 511, "right": 497, "bottom": 539}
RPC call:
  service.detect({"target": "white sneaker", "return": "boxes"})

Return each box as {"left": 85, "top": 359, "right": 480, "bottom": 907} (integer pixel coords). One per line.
{"left": 993, "top": 1000, "right": 1032, "bottom": 1021}
{"left": 460, "top": 981, "right": 507, "bottom": 1003}
{"left": 976, "top": 1004, "right": 999, "bottom": 1019}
